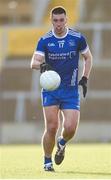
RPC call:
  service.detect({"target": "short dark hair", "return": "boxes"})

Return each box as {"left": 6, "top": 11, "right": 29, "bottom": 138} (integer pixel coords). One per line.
{"left": 51, "top": 6, "right": 66, "bottom": 16}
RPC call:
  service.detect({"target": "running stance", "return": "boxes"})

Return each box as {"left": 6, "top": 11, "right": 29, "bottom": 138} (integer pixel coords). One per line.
{"left": 31, "top": 6, "right": 92, "bottom": 171}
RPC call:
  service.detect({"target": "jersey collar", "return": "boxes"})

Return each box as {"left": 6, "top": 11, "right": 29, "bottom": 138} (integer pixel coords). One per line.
{"left": 52, "top": 27, "right": 68, "bottom": 39}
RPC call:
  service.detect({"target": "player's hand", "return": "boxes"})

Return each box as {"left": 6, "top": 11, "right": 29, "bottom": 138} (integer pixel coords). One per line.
{"left": 79, "top": 76, "right": 88, "bottom": 98}
{"left": 40, "top": 62, "right": 52, "bottom": 73}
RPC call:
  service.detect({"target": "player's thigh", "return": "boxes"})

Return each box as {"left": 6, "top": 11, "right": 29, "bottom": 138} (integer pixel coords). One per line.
{"left": 62, "top": 109, "right": 80, "bottom": 128}
{"left": 43, "top": 105, "right": 60, "bottom": 128}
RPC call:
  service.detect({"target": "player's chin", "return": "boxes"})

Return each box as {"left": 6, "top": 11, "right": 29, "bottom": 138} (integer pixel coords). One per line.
{"left": 56, "top": 28, "right": 63, "bottom": 33}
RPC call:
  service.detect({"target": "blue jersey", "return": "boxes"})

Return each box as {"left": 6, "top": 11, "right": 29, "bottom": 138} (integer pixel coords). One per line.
{"left": 36, "top": 28, "right": 89, "bottom": 89}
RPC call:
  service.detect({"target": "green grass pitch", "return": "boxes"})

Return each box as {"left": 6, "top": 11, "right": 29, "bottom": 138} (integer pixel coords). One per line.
{"left": 0, "top": 144, "right": 111, "bottom": 179}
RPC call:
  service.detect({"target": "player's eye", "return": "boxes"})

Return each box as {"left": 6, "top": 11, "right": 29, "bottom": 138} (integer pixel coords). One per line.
{"left": 60, "top": 18, "right": 64, "bottom": 22}
{"left": 53, "top": 19, "right": 58, "bottom": 22}
{"left": 53, "top": 18, "right": 64, "bottom": 22}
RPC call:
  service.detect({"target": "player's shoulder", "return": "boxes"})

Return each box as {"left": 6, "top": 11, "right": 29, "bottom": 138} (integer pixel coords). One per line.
{"left": 42, "top": 30, "right": 53, "bottom": 40}
{"left": 68, "top": 28, "right": 82, "bottom": 38}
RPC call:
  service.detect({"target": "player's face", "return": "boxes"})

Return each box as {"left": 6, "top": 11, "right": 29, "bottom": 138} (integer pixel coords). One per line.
{"left": 51, "top": 13, "right": 67, "bottom": 35}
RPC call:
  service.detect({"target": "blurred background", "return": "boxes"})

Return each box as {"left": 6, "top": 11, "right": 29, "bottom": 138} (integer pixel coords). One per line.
{"left": 0, "top": 0, "right": 111, "bottom": 144}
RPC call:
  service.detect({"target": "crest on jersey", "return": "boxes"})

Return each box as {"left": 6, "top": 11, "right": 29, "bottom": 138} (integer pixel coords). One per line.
{"left": 68, "top": 40, "right": 75, "bottom": 46}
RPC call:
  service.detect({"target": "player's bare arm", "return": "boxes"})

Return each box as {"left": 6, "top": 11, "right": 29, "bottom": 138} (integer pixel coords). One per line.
{"left": 30, "top": 53, "right": 44, "bottom": 70}
{"left": 82, "top": 49, "right": 93, "bottom": 79}
{"left": 79, "top": 49, "right": 92, "bottom": 97}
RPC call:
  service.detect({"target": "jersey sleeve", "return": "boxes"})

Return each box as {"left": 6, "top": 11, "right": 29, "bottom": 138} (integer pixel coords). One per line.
{"left": 79, "top": 34, "right": 89, "bottom": 54}
{"left": 35, "top": 37, "right": 45, "bottom": 56}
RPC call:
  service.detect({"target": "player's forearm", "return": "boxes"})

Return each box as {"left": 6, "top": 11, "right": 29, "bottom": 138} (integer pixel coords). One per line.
{"left": 30, "top": 53, "right": 44, "bottom": 70}
{"left": 30, "top": 60, "right": 41, "bottom": 70}
{"left": 83, "top": 55, "right": 92, "bottom": 79}
{"left": 82, "top": 49, "right": 93, "bottom": 79}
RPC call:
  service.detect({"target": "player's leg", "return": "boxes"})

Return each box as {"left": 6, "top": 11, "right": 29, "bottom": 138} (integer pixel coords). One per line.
{"left": 61, "top": 109, "right": 80, "bottom": 141}
{"left": 55, "top": 109, "right": 80, "bottom": 165}
{"left": 42, "top": 105, "right": 60, "bottom": 171}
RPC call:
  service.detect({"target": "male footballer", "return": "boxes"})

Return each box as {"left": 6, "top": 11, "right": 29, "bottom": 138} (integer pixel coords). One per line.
{"left": 31, "top": 6, "right": 92, "bottom": 171}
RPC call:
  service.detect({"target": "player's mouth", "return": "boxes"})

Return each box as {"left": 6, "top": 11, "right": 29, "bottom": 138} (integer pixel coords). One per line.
{"left": 56, "top": 27, "right": 63, "bottom": 33}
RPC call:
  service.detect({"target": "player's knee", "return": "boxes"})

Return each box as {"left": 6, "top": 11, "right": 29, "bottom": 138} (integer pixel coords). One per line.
{"left": 47, "top": 123, "right": 58, "bottom": 135}
{"left": 64, "top": 124, "right": 75, "bottom": 136}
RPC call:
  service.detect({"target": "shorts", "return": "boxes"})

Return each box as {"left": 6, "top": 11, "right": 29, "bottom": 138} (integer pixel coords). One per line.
{"left": 41, "top": 86, "right": 80, "bottom": 110}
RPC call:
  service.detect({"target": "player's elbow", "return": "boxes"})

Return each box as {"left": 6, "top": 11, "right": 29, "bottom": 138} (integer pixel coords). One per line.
{"left": 85, "top": 52, "right": 93, "bottom": 65}
{"left": 89, "top": 51, "right": 93, "bottom": 62}
{"left": 89, "top": 53, "right": 93, "bottom": 66}
{"left": 89, "top": 53, "right": 93, "bottom": 62}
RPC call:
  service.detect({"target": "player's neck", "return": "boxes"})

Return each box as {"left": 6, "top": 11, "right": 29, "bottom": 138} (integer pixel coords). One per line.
{"left": 53, "top": 27, "right": 68, "bottom": 38}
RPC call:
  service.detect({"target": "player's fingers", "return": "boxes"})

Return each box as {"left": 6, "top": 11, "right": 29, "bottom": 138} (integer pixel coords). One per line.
{"left": 83, "top": 85, "right": 87, "bottom": 97}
